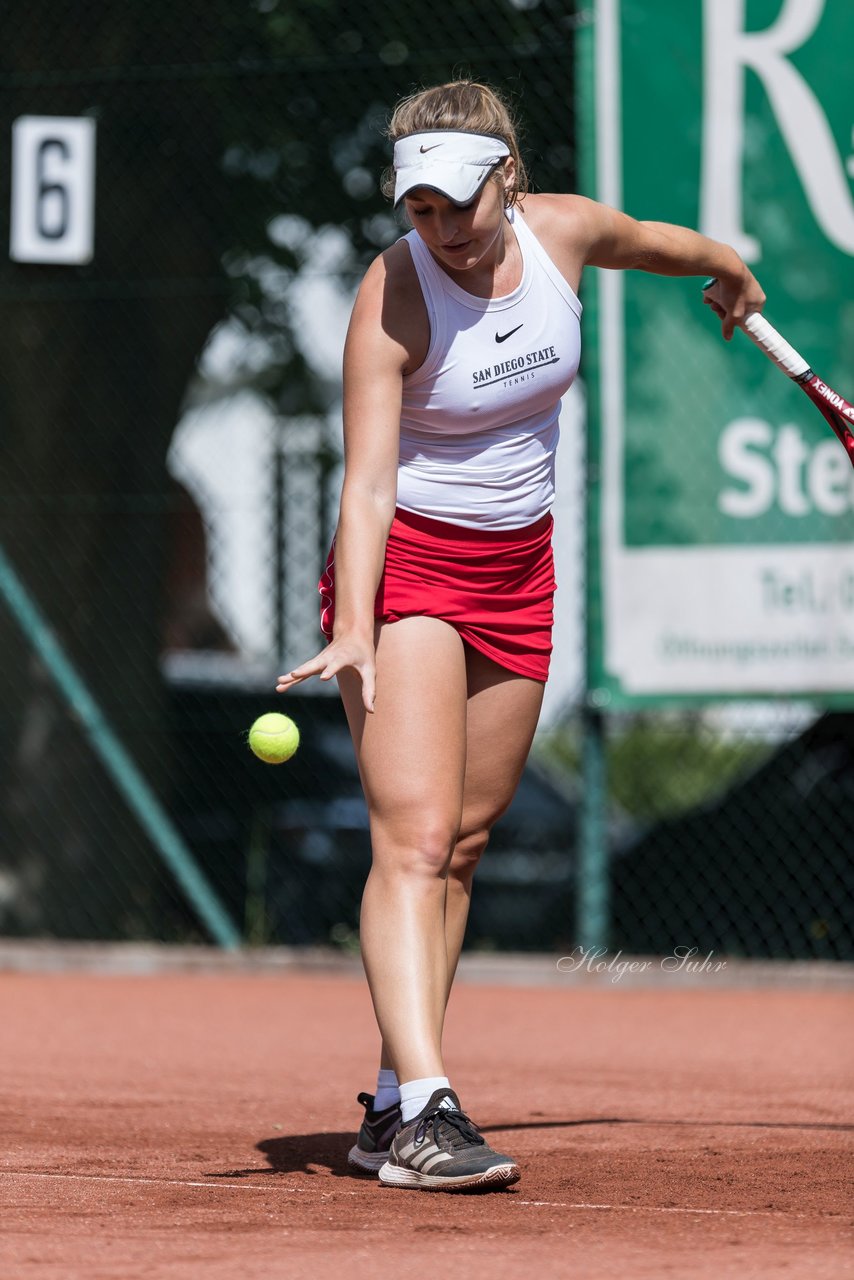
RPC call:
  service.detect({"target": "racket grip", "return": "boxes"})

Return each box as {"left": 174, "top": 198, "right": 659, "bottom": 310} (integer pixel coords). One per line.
{"left": 702, "top": 277, "right": 811, "bottom": 380}
{"left": 740, "top": 312, "right": 811, "bottom": 380}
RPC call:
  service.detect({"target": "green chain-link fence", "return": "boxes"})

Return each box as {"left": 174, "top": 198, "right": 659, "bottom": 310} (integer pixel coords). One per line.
{"left": 1, "top": 1, "right": 851, "bottom": 959}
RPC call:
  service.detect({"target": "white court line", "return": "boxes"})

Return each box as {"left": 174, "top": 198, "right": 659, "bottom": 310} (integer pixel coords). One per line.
{"left": 3, "top": 1171, "right": 300, "bottom": 1192}
{"left": 517, "top": 1201, "right": 848, "bottom": 1221}
{"left": 2, "top": 1171, "right": 849, "bottom": 1220}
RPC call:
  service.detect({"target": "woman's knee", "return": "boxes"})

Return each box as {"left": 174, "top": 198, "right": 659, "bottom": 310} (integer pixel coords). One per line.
{"left": 370, "top": 814, "right": 461, "bottom": 878}
{"left": 448, "top": 825, "right": 491, "bottom": 880}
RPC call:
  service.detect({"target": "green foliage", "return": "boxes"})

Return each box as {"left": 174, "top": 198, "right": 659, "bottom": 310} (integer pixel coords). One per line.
{"left": 536, "top": 712, "right": 771, "bottom": 822}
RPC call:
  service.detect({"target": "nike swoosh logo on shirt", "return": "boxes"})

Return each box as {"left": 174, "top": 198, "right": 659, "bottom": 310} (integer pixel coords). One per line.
{"left": 495, "top": 325, "right": 523, "bottom": 343}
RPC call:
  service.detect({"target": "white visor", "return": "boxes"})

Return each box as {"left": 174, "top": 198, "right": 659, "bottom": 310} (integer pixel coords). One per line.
{"left": 393, "top": 131, "right": 511, "bottom": 206}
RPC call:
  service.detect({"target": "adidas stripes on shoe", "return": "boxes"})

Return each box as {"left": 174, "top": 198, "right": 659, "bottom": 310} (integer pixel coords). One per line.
{"left": 378, "top": 1088, "right": 520, "bottom": 1192}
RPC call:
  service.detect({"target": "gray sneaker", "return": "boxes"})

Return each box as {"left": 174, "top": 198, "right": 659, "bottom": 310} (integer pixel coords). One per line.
{"left": 348, "top": 1092, "right": 402, "bottom": 1173}
{"left": 378, "top": 1088, "right": 520, "bottom": 1192}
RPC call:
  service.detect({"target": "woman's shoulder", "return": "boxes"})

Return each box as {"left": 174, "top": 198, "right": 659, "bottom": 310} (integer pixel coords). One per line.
{"left": 518, "top": 191, "right": 602, "bottom": 235}
{"left": 349, "top": 237, "right": 429, "bottom": 370}
{"left": 353, "top": 238, "right": 422, "bottom": 318}
{"left": 359, "top": 237, "right": 419, "bottom": 297}
{"left": 517, "top": 193, "right": 611, "bottom": 288}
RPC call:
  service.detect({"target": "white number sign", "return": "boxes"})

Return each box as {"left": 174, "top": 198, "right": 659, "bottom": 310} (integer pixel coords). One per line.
{"left": 10, "top": 116, "right": 96, "bottom": 265}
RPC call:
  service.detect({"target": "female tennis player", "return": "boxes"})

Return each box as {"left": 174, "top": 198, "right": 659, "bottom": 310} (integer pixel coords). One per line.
{"left": 276, "top": 79, "right": 765, "bottom": 1192}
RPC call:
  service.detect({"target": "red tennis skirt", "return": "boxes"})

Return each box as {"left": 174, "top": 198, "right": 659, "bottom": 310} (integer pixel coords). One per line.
{"left": 319, "top": 507, "right": 555, "bottom": 681}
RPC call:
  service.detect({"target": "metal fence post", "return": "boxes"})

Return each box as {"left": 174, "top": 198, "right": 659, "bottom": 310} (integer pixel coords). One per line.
{"left": 577, "top": 703, "right": 609, "bottom": 950}
{"left": 0, "top": 543, "right": 241, "bottom": 950}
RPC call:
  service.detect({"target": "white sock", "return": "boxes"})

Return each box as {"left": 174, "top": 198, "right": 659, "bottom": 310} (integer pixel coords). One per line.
{"left": 399, "top": 1075, "right": 455, "bottom": 1124}
{"left": 374, "top": 1068, "right": 400, "bottom": 1111}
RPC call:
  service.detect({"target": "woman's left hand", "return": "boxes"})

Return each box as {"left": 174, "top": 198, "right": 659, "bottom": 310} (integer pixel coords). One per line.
{"left": 702, "top": 269, "right": 766, "bottom": 341}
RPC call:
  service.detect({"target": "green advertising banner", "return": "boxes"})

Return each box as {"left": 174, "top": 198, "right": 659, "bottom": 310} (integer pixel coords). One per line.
{"left": 583, "top": 0, "right": 854, "bottom": 706}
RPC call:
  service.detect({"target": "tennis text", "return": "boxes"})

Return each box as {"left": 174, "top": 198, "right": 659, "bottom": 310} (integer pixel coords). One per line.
{"left": 472, "top": 345, "right": 558, "bottom": 388}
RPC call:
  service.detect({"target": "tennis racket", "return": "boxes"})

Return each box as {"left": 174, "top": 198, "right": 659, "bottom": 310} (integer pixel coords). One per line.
{"left": 703, "top": 278, "right": 854, "bottom": 468}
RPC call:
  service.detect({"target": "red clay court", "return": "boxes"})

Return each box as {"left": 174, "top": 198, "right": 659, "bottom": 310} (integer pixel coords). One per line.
{"left": 2, "top": 944, "right": 852, "bottom": 1279}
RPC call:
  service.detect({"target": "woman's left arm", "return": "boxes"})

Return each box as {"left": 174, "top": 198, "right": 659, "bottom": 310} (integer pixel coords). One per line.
{"left": 554, "top": 195, "right": 766, "bottom": 341}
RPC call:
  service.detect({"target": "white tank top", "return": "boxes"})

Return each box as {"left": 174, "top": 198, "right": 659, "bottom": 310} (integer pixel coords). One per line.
{"left": 397, "top": 206, "right": 582, "bottom": 529}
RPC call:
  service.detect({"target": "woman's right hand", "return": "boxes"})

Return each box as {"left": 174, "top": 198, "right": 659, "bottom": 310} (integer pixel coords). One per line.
{"left": 277, "top": 244, "right": 407, "bottom": 718}
{"left": 276, "top": 634, "right": 377, "bottom": 713}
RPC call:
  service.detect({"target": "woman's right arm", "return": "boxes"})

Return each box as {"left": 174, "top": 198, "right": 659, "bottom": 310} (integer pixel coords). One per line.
{"left": 276, "top": 248, "right": 413, "bottom": 712}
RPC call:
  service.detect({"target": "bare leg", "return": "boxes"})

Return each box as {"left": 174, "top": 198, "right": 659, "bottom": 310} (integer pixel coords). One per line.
{"left": 338, "top": 616, "right": 468, "bottom": 1084}
{"left": 443, "top": 649, "right": 544, "bottom": 1001}
{"left": 342, "top": 629, "right": 544, "bottom": 1085}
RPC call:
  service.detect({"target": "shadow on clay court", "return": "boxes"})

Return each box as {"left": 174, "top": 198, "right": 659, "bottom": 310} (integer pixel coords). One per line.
{"left": 207, "top": 1115, "right": 853, "bottom": 1181}
{"left": 208, "top": 1133, "right": 355, "bottom": 1179}
{"left": 480, "top": 1118, "right": 854, "bottom": 1134}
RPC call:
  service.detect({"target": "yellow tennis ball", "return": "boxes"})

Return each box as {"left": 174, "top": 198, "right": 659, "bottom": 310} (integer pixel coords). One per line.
{"left": 248, "top": 712, "right": 300, "bottom": 764}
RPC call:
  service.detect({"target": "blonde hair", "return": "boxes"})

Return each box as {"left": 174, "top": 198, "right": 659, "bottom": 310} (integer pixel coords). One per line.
{"left": 382, "top": 80, "right": 528, "bottom": 207}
